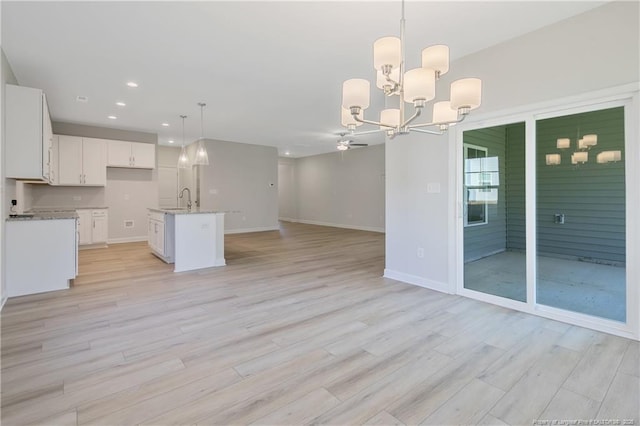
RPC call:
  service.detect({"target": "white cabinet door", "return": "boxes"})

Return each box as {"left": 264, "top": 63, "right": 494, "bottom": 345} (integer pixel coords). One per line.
{"left": 107, "top": 140, "right": 133, "bottom": 167}
{"left": 82, "top": 139, "right": 107, "bottom": 186}
{"left": 77, "top": 210, "right": 92, "bottom": 245}
{"left": 58, "top": 135, "right": 83, "bottom": 185}
{"left": 92, "top": 216, "right": 108, "bottom": 243}
{"left": 131, "top": 143, "right": 155, "bottom": 168}
{"left": 50, "top": 135, "right": 59, "bottom": 185}
{"left": 5, "top": 84, "right": 50, "bottom": 180}
{"left": 157, "top": 221, "right": 165, "bottom": 255}
{"left": 42, "top": 98, "right": 53, "bottom": 182}
{"left": 148, "top": 218, "right": 156, "bottom": 251}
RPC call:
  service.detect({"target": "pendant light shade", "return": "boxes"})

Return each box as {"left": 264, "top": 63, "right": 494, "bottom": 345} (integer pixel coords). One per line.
{"left": 194, "top": 102, "right": 209, "bottom": 166}
{"left": 177, "top": 115, "right": 190, "bottom": 169}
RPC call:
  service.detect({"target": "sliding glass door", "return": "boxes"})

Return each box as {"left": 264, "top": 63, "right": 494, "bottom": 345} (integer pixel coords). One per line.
{"left": 460, "top": 101, "right": 631, "bottom": 331}
{"left": 536, "top": 107, "right": 626, "bottom": 322}
{"left": 463, "top": 123, "right": 526, "bottom": 302}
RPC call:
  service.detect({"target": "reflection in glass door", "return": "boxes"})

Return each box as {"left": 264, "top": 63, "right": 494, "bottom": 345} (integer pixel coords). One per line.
{"left": 463, "top": 123, "right": 526, "bottom": 302}
{"left": 536, "top": 107, "right": 626, "bottom": 322}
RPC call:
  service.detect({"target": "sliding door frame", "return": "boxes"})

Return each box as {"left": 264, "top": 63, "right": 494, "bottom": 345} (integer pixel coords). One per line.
{"left": 452, "top": 83, "right": 639, "bottom": 340}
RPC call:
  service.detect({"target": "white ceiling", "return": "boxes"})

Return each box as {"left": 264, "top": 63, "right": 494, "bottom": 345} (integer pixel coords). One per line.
{"left": 2, "top": 1, "right": 605, "bottom": 157}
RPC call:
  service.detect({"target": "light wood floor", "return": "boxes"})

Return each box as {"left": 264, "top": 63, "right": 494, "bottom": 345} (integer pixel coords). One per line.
{"left": 1, "top": 222, "right": 638, "bottom": 425}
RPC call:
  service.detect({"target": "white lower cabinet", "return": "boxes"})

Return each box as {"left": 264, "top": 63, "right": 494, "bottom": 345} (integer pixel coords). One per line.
{"left": 77, "top": 209, "right": 108, "bottom": 247}
{"left": 6, "top": 218, "right": 77, "bottom": 297}
{"left": 148, "top": 211, "right": 174, "bottom": 262}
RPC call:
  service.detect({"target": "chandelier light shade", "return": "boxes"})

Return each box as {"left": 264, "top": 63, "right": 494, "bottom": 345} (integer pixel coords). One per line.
{"left": 582, "top": 134, "right": 598, "bottom": 148}
{"left": 337, "top": 0, "right": 482, "bottom": 140}
{"left": 597, "top": 150, "right": 622, "bottom": 163}
{"left": 432, "top": 101, "right": 458, "bottom": 125}
{"left": 177, "top": 114, "right": 190, "bottom": 169}
{"left": 403, "top": 68, "right": 436, "bottom": 104}
{"left": 422, "top": 45, "right": 450, "bottom": 76}
{"left": 546, "top": 153, "right": 561, "bottom": 166}
{"left": 557, "top": 138, "right": 571, "bottom": 149}
{"left": 572, "top": 151, "right": 588, "bottom": 164}
{"left": 342, "top": 79, "right": 371, "bottom": 110}
{"left": 373, "top": 36, "right": 402, "bottom": 70}
{"left": 380, "top": 108, "right": 400, "bottom": 130}
{"left": 194, "top": 102, "right": 209, "bottom": 166}
{"left": 450, "top": 78, "right": 482, "bottom": 110}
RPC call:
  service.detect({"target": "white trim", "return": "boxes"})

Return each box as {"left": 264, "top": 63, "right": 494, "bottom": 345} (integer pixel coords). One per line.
{"left": 1, "top": 296, "right": 7, "bottom": 311}
{"left": 224, "top": 226, "right": 280, "bottom": 235}
{"left": 107, "top": 236, "right": 147, "bottom": 244}
{"left": 296, "top": 219, "right": 385, "bottom": 233}
{"left": 278, "top": 217, "right": 298, "bottom": 222}
{"left": 453, "top": 83, "right": 640, "bottom": 341}
{"left": 383, "top": 269, "right": 453, "bottom": 294}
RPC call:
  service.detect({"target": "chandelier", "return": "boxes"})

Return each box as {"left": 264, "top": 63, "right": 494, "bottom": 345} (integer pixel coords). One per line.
{"left": 340, "top": 0, "right": 482, "bottom": 138}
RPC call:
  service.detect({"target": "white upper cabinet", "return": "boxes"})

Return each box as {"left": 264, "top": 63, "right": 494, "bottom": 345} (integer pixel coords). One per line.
{"left": 57, "top": 135, "right": 106, "bottom": 186}
{"left": 5, "top": 84, "right": 54, "bottom": 181}
{"left": 107, "top": 140, "right": 155, "bottom": 169}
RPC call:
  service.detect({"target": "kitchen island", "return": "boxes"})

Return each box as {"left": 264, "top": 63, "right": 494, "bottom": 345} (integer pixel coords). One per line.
{"left": 148, "top": 208, "right": 225, "bottom": 272}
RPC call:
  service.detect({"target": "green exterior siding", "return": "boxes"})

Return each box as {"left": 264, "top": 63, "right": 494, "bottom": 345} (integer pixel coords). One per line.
{"left": 536, "top": 106, "right": 626, "bottom": 264}
{"left": 505, "top": 123, "right": 526, "bottom": 252}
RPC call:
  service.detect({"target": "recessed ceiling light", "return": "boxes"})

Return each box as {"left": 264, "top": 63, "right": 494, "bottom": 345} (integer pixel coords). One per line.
{"left": 284, "top": 151, "right": 291, "bottom": 156}
{"left": 116, "top": 102, "right": 126, "bottom": 107}
{"left": 108, "top": 115, "right": 117, "bottom": 120}
{"left": 126, "top": 81, "right": 138, "bottom": 88}
{"left": 161, "top": 123, "right": 170, "bottom": 127}
{"left": 168, "top": 140, "right": 175, "bottom": 144}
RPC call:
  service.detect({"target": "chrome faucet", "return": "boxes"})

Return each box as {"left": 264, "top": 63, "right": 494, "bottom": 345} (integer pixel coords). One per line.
{"left": 179, "top": 187, "right": 192, "bottom": 211}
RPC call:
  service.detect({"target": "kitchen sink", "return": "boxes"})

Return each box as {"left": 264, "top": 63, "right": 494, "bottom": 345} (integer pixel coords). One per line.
{"left": 163, "top": 208, "right": 189, "bottom": 211}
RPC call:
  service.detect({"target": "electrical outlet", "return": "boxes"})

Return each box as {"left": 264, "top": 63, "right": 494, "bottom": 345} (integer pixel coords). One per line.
{"left": 417, "top": 247, "right": 424, "bottom": 258}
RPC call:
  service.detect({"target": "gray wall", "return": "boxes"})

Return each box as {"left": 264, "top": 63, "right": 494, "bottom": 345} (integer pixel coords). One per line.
{"left": 463, "top": 126, "right": 507, "bottom": 262}
{"left": 197, "top": 139, "right": 279, "bottom": 233}
{"left": 278, "top": 157, "right": 297, "bottom": 221}
{"left": 1, "top": 47, "right": 19, "bottom": 307}
{"left": 291, "top": 144, "right": 385, "bottom": 232}
{"left": 32, "top": 122, "right": 159, "bottom": 242}
{"left": 536, "top": 107, "right": 626, "bottom": 264}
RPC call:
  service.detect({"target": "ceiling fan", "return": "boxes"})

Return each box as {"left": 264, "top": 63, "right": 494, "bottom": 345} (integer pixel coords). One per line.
{"left": 336, "top": 132, "right": 369, "bottom": 151}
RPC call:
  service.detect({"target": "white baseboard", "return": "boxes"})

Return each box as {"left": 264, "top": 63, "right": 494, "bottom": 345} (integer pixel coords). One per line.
{"left": 296, "top": 219, "right": 384, "bottom": 233}
{"left": 224, "top": 226, "right": 280, "bottom": 235}
{"left": 108, "top": 236, "right": 148, "bottom": 244}
{"left": 383, "top": 269, "right": 454, "bottom": 294}
{"left": 278, "top": 217, "right": 297, "bottom": 222}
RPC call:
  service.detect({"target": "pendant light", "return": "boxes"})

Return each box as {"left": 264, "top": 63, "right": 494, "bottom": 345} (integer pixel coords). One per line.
{"left": 194, "top": 102, "right": 209, "bottom": 166}
{"left": 177, "top": 114, "right": 190, "bottom": 169}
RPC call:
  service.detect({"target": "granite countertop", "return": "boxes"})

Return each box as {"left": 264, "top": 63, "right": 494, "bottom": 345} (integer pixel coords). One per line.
{"left": 30, "top": 206, "right": 108, "bottom": 212}
{"left": 148, "top": 208, "right": 224, "bottom": 215}
{"left": 7, "top": 211, "right": 79, "bottom": 221}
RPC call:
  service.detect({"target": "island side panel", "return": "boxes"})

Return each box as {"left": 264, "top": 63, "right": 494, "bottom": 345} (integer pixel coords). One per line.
{"left": 215, "top": 213, "right": 226, "bottom": 266}
{"left": 173, "top": 213, "right": 217, "bottom": 272}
